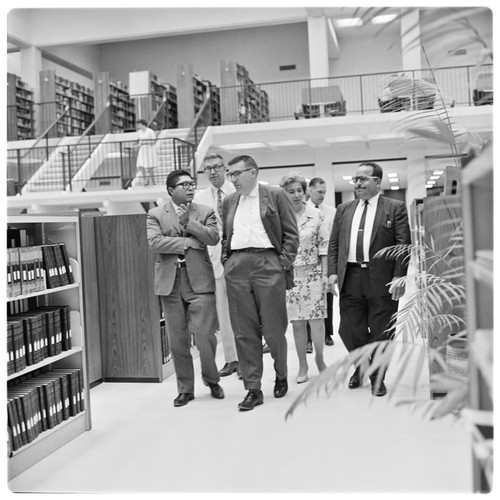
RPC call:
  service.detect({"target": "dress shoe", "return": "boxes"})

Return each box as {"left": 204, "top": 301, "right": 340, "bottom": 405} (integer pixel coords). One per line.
{"left": 348, "top": 370, "right": 361, "bottom": 389}
{"left": 207, "top": 383, "right": 225, "bottom": 399}
{"left": 238, "top": 390, "right": 264, "bottom": 411}
{"left": 218, "top": 361, "right": 239, "bottom": 377}
{"left": 371, "top": 381, "right": 387, "bottom": 397}
{"left": 173, "top": 393, "right": 194, "bottom": 407}
{"left": 273, "top": 377, "right": 288, "bottom": 398}
{"left": 263, "top": 343, "right": 270, "bottom": 354}
{"left": 325, "top": 336, "right": 334, "bottom": 346}
{"left": 296, "top": 374, "right": 308, "bottom": 384}
{"left": 306, "top": 341, "right": 313, "bottom": 354}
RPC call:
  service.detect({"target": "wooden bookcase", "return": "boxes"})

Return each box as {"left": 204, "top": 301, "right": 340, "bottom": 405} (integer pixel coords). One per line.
{"left": 6, "top": 214, "right": 92, "bottom": 480}
{"left": 128, "top": 70, "right": 178, "bottom": 129}
{"left": 79, "top": 213, "right": 164, "bottom": 384}
{"left": 7, "top": 73, "right": 35, "bottom": 141}
{"left": 177, "top": 64, "right": 220, "bottom": 128}
{"left": 39, "top": 69, "right": 94, "bottom": 137}
{"left": 94, "top": 71, "right": 136, "bottom": 134}
{"left": 220, "top": 60, "right": 270, "bottom": 125}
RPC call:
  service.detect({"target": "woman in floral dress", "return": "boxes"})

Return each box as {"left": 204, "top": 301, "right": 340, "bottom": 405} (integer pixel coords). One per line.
{"left": 279, "top": 172, "right": 330, "bottom": 383}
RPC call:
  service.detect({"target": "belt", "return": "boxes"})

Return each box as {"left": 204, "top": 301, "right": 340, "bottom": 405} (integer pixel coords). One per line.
{"left": 176, "top": 261, "right": 186, "bottom": 268}
{"left": 232, "top": 247, "right": 274, "bottom": 253}
{"left": 347, "top": 262, "right": 370, "bottom": 268}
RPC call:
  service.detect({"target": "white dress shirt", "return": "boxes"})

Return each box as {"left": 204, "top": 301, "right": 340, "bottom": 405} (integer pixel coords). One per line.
{"left": 231, "top": 184, "right": 273, "bottom": 249}
{"left": 347, "top": 193, "right": 380, "bottom": 263}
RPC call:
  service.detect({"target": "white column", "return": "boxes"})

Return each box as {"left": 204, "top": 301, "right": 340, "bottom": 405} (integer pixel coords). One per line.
{"left": 20, "top": 47, "right": 43, "bottom": 102}
{"left": 400, "top": 8, "right": 424, "bottom": 70}
{"left": 405, "top": 139, "right": 427, "bottom": 206}
{"left": 307, "top": 16, "right": 329, "bottom": 82}
{"left": 313, "top": 148, "right": 336, "bottom": 206}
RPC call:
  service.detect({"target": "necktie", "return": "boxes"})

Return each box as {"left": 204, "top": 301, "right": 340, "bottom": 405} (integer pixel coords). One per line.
{"left": 356, "top": 201, "right": 369, "bottom": 264}
{"left": 217, "top": 189, "right": 223, "bottom": 219}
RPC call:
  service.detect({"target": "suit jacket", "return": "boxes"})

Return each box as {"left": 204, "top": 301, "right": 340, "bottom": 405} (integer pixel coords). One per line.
{"left": 221, "top": 183, "right": 299, "bottom": 286}
{"left": 193, "top": 181, "right": 235, "bottom": 279}
{"left": 147, "top": 202, "right": 219, "bottom": 296}
{"left": 328, "top": 195, "right": 411, "bottom": 296}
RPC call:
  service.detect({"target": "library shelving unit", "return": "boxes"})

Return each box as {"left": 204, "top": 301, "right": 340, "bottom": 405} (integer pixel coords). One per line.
{"left": 128, "top": 70, "right": 178, "bottom": 129}
{"left": 94, "top": 71, "right": 136, "bottom": 134}
{"left": 220, "top": 60, "right": 270, "bottom": 125}
{"left": 461, "top": 144, "right": 493, "bottom": 492}
{"left": 177, "top": 64, "right": 220, "bottom": 128}
{"left": 39, "top": 69, "right": 94, "bottom": 137}
{"left": 6, "top": 214, "right": 92, "bottom": 480}
{"left": 7, "top": 73, "right": 35, "bottom": 141}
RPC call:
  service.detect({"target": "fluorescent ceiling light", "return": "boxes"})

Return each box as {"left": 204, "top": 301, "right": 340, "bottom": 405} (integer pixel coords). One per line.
{"left": 390, "top": 186, "right": 400, "bottom": 190}
{"left": 427, "top": 179, "right": 436, "bottom": 185}
{"left": 387, "top": 172, "right": 398, "bottom": 177}
{"left": 433, "top": 170, "right": 444, "bottom": 175}
{"left": 267, "top": 140, "right": 306, "bottom": 147}
{"left": 389, "top": 178, "right": 399, "bottom": 183}
{"left": 336, "top": 18, "right": 363, "bottom": 28}
{"left": 430, "top": 175, "right": 440, "bottom": 180}
{"left": 371, "top": 14, "right": 397, "bottom": 24}
{"left": 219, "top": 142, "right": 266, "bottom": 150}
{"left": 325, "top": 135, "right": 364, "bottom": 143}
{"left": 342, "top": 175, "right": 352, "bottom": 180}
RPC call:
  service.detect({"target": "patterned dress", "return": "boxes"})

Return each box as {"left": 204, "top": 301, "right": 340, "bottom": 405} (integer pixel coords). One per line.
{"left": 286, "top": 203, "right": 329, "bottom": 321}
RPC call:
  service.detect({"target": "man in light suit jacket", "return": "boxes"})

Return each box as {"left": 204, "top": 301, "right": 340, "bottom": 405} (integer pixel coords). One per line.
{"left": 327, "top": 162, "right": 411, "bottom": 396}
{"left": 222, "top": 155, "right": 299, "bottom": 411}
{"left": 194, "top": 153, "right": 239, "bottom": 378}
{"left": 147, "top": 169, "right": 224, "bottom": 407}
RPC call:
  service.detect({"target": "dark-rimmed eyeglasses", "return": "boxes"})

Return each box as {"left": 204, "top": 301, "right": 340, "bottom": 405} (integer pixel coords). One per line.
{"left": 204, "top": 164, "right": 225, "bottom": 173}
{"left": 174, "top": 181, "right": 196, "bottom": 190}
{"left": 352, "top": 175, "right": 379, "bottom": 184}
{"left": 226, "top": 168, "right": 253, "bottom": 180}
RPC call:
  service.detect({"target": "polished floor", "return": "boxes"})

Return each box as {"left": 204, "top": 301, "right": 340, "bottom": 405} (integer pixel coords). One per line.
{"left": 7, "top": 318, "right": 473, "bottom": 496}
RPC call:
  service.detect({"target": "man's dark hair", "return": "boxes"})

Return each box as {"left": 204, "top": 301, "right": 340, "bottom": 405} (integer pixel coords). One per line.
{"left": 228, "top": 155, "right": 259, "bottom": 172}
{"left": 309, "top": 177, "right": 326, "bottom": 188}
{"left": 136, "top": 118, "right": 148, "bottom": 126}
{"left": 359, "top": 162, "right": 383, "bottom": 179}
{"left": 166, "top": 169, "right": 192, "bottom": 190}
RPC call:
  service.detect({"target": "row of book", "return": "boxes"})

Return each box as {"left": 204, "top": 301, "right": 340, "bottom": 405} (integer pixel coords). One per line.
{"left": 7, "top": 306, "right": 72, "bottom": 376}
{"left": 7, "top": 368, "right": 85, "bottom": 453}
{"left": 7, "top": 243, "right": 75, "bottom": 298}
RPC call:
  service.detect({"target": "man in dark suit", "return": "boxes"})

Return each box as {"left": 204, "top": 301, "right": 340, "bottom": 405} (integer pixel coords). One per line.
{"left": 147, "top": 169, "right": 224, "bottom": 407}
{"left": 327, "top": 162, "right": 411, "bottom": 396}
{"left": 221, "top": 155, "right": 299, "bottom": 411}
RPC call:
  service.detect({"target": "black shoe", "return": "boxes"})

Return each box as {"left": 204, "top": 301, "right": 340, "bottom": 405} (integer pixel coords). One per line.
{"left": 173, "top": 393, "right": 195, "bottom": 407}
{"left": 371, "top": 381, "right": 387, "bottom": 397}
{"left": 273, "top": 377, "right": 288, "bottom": 398}
{"left": 263, "top": 343, "right": 270, "bottom": 354}
{"left": 238, "top": 390, "right": 264, "bottom": 411}
{"left": 207, "top": 383, "right": 225, "bottom": 399}
{"left": 306, "top": 341, "right": 313, "bottom": 354}
{"left": 348, "top": 369, "right": 361, "bottom": 389}
{"left": 219, "top": 361, "right": 239, "bottom": 377}
{"left": 325, "top": 336, "right": 334, "bottom": 346}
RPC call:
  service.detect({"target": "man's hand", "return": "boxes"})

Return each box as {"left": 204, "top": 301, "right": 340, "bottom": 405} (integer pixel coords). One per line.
{"left": 327, "top": 275, "right": 338, "bottom": 296}
{"left": 177, "top": 203, "right": 191, "bottom": 226}
{"left": 388, "top": 277, "right": 406, "bottom": 301}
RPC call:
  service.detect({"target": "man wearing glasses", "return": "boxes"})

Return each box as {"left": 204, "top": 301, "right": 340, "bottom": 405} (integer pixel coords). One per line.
{"left": 221, "top": 155, "right": 299, "bottom": 411}
{"left": 147, "top": 169, "right": 224, "bottom": 407}
{"left": 194, "top": 153, "right": 240, "bottom": 379}
{"left": 327, "top": 162, "right": 411, "bottom": 397}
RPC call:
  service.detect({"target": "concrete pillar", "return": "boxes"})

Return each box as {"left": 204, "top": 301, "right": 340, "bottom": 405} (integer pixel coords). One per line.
{"left": 312, "top": 148, "right": 336, "bottom": 206}
{"left": 405, "top": 139, "right": 427, "bottom": 206}
{"left": 307, "top": 16, "right": 329, "bottom": 82}
{"left": 400, "top": 9, "right": 424, "bottom": 70}
{"left": 20, "top": 47, "right": 43, "bottom": 102}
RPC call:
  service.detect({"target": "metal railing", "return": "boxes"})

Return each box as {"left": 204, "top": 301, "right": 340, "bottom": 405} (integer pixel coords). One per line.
{"left": 217, "top": 63, "right": 493, "bottom": 125}
{"left": 7, "top": 135, "right": 195, "bottom": 194}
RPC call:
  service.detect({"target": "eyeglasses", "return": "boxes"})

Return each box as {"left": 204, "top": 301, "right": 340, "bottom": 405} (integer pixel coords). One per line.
{"left": 174, "top": 181, "right": 196, "bottom": 190}
{"left": 204, "top": 164, "right": 224, "bottom": 173}
{"left": 226, "top": 168, "right": 253, "bottom": 180}
{"left": 352, "top": 175, "right": 379, "bottom": 184}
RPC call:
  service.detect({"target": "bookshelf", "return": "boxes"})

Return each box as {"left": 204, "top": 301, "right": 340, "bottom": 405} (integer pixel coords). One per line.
{"left": 128, "top": 70, "right": 178, "bottom": 129}
{"left": 94, "top": 71, "right": 136, "bottom": 134}
{"left": 6, "top": 214, "right": 92, "bottom": 480}
{"left": 7, "top": 73, "right": 35, "bottom": 141}
{"left": 177, "top": 64, "right": 220, "bottom": 128}
{"left": 39, "top": 69, "right": 94, "bottom": 137}
{"left": 220, "top": 60, "right": 270, "bottom": 125}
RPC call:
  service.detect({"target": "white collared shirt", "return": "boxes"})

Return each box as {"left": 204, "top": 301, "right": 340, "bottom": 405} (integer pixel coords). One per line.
{"left": 347, "top": 193, "right": 380, "bottom": 262}
{"left": 231, "top": 184, "right": 273, "bottom": 249}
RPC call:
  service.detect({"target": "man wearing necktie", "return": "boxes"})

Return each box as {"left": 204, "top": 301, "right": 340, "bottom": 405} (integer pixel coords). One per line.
{"left": 327, "top": 162, "right": 410, "bottom": 396}
{"left": 221, "top": 155, "right": 299, "bottom": 411}
{"left": 147, "top": 169, "right": 224, "bottom": 407}
{"left": 194, "top": 153, "right": 239, "bottom": 378}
